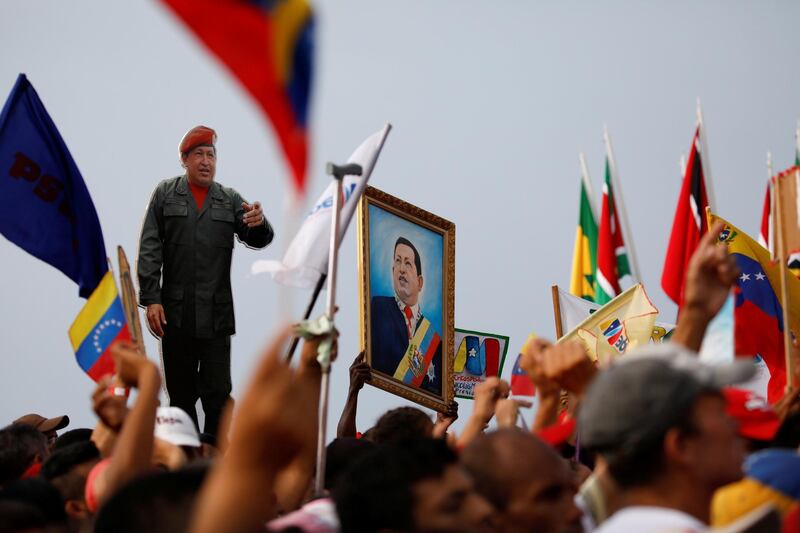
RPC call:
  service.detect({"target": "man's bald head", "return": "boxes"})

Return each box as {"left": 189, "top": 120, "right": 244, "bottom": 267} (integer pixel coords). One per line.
{"left": 461, "top": 429, "right": 582, "bottom": 533}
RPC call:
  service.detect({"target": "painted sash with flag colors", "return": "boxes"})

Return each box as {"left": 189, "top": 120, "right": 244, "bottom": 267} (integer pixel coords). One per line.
{"left": 662, "top": 126, "right": 710, "bottom": 308}
{"left": 68, "top": 272, "right": 131, "bottom": 381}
{"left": 595, "top": 158, "right": 631, "bottom": 304}
{"left": 570, "top": 175, "right": 598, "bottom": 302}
{"left": 709, "top": 211, "right": 800, "bottom": 403}
{"left": 393, "top": 316, "right": 440, "bottom": 388}
{"left": 161, "top": 0, "right": 314, "bottom": 193}
{"left": 559, "top": 284, "right": 658, "bottom": 365}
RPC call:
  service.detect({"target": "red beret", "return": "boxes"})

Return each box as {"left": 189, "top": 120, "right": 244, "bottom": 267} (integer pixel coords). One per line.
{"left": 179, "top": 125, "right": 216, "bottom": 155}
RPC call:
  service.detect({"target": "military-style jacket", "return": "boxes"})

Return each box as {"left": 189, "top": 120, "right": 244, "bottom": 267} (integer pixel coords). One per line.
{"left": 137, "top": 175, "right": 273, "bottom": 338}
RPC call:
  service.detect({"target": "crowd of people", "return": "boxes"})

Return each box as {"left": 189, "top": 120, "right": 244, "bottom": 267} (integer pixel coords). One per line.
{"left": 3, "top": 218, "right": 800, "bottom": 530}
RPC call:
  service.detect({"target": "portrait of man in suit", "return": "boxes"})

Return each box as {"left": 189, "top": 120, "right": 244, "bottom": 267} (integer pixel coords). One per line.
{"left": 370, "top": 236, "right": 442, "bottom": 396}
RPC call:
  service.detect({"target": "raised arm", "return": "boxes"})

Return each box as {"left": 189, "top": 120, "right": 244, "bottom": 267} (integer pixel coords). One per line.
{"left": 337, "top": 351, "right": 371, "bottom": 438}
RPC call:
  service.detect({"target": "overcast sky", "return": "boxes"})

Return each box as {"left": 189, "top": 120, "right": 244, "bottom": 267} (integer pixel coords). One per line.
{"left": 2, "top": 1, "right": 799, "bottom": 437}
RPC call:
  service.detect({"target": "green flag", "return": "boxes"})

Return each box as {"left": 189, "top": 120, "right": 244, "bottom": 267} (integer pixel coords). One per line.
{"left": 570, "top": 176, "right": 598, "bottom": 301}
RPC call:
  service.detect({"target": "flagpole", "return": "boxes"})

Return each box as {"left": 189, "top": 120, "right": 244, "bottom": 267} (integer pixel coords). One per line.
{"left": 551, "top": 285, "right": 564, "bottom": 339}
{"left": 578, "top": 152, "right": 598, "bottom": 221}
{"left": 696, "top": 99, "right": 717, "bottom": 211}
{"left": 117, "top": 246, "right": 145, "bottom": 355}
{"left": 774, "top": 170, "right": 795, "bottom": 393}
{"left": 314, "top": 162, "right": 363, "bottom": 497}
{"left": 602, "top": 125, "right": 642, "bottom": 283}
{"left": 284, "top": 273, "right": 327, "bottom": 362}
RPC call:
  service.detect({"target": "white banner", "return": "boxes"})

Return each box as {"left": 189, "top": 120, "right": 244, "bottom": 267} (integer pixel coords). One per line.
{"left": 252, "top": 124, "right": 392, "bottom": 288}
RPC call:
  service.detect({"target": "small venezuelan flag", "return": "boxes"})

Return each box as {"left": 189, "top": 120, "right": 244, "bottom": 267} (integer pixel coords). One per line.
{"left": 68, "top": 272, "right": 130, "bottom": 381}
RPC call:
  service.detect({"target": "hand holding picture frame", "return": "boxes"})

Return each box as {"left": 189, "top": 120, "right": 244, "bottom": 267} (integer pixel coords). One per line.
{"left": 357, "top": 186, "right": 455, "bottom": 412}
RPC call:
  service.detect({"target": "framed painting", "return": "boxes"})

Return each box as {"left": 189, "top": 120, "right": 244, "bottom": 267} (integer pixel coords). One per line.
{"left": 357, "top": 186, "right": 455, "bottom": 412}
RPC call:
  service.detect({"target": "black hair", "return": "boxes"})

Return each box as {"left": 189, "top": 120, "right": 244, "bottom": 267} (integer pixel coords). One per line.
{"left": 52, "top": 428, "right": 93, "bottom": 451}
{"left": 333, "top": 438, "right": 457, "bottom": 533}
{"left": 0, "top": 477, "right": 67, "bottom": 526}
{"left": 394, "top": 237, "right": 422, "bottom": 275}
{"left": 371, "top": 407, "right": 433, "bottom": 445}
{"left": 324, "top": 438, "right": 376, "bottom": 490}
{"left": 0, "top": 424, "right": 48, "bottom": 486}
{"left": 41, "top": 441, "right": 100, "bottom": 503}
{"left": 93, "top": 464, "right": 209, "bottom": 533}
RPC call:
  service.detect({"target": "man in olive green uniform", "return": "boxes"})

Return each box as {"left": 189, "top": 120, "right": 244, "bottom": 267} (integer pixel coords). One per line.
{"left": 137, "top": 126, "right": 273, "bottom": 436}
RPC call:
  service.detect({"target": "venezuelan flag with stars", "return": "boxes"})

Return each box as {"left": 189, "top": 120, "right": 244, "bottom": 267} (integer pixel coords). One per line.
{"left": 68, "top": 272, "right": 130, "bottom": 381}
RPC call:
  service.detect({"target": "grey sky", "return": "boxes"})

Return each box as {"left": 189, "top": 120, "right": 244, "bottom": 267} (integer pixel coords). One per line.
{"left": 1, "top": 1, "right": 798, "bottom": 436}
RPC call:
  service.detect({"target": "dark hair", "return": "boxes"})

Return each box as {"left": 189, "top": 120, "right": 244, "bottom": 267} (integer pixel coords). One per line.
{"left": 93, "top": 464, "right": 209, "bottom": 533}
{"left": 0, "top": 424, "right": 48, "bottom": 486}
{"left": 325, "top": 438, "right": 376, "bottom": 490}
{"left": 0, "top": 477, "right": 67, "bottom": 525}
{"left": 334, "top": 438, "right": 457, "bottom": 533}
{"left": 0, "top": 500, "right": 47, "bottom": 531}
{"left": 371, "top": 407, "right": 433, "bottom": 445}
{"left": 41, "top": 441, "right": 100, "bottom": 502}
{"left": 53, "top": 428, "right": 93, "bottom": 451}
{"left": 394, "top": 237, "right": 422, "bottom": 275}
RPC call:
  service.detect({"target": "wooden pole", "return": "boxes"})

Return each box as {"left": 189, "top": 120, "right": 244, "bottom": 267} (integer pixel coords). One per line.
{"left": 773, "top": 172, "right": 795, "bottom": 394}
{"left": 117, "top": 246, "right": 145, "bottom": 355}
{"left": 551, "top": 285, "right": 564, "bottom": 339}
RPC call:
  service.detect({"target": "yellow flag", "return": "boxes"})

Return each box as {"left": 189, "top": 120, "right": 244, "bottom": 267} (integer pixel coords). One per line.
{"left": 558, "top": 283, "right": 658, "bottom": 364}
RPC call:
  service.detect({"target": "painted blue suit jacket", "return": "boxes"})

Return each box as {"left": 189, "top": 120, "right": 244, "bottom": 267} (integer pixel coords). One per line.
{"left": 370, "top": 295, "right": 442, "bottom": 396}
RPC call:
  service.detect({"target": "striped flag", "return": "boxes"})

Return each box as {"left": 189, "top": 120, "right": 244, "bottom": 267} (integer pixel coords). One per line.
{"left": 662, "top": 126, "right": 710, "bottom": 308}
{"left": 510, "top": 334, "right": 538, "bottom": 397}
{"left": 595, "top": 157, "right": 631, "bottom": 304}
{"left": 709, "top": 211, "right": 800, "bottom": 402}
{"left": 569, "top": 172, "right": 598, "bottom": 302}
{"left": 161, "top": 0, "right": 314, "bottom": 193}
{"left": 68, "top": 272, "right": 131, "bottom": 381}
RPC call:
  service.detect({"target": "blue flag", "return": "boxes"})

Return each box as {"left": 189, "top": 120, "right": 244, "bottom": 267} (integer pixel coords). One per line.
{"left": 0, "top": 74, "right": 107, "bottom": 298}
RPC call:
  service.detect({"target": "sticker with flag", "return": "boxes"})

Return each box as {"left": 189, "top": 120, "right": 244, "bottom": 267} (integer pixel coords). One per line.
{"left": 0, "top": 74, "right": 107, "bottom": 298}
{"left": 569, "top": 171, "right": 598, "bottom": 302}
{"left": 252, "top": 124, "right": 392, "bottom": 287}
{"left": 595, "top": 158, "right": 632, "bottom": 304}
{"left": 662, "top": 126, "right": 711, "bottom": 308}
{"left": 709, "top": 210, "right": 800, "bottom": 403}
{"left": 453, "top": 329, "right": 509, "bottom": 399}
{"left": 161, "top": 0, "right": 314, "bottom": 193}
{"left": 558, "top": 284, "right": 658, "bottom": 365}
{"left": 68, "top": 272, "right": 131, "bottom": 381}
{"left": 510, "top": 334, "right": 538, "bottom": 397}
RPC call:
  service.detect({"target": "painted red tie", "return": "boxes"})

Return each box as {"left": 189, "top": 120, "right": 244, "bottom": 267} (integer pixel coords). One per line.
{"left": 403, "top": 305, "right": 414, "bottom": 339}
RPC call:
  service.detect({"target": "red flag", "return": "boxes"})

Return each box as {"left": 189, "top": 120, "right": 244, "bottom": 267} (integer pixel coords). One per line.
{"left": 161, "top": 0, "right": 314, "bottom": 193}
{"left": 661, "top": 127, "right": 709, "bottom": 307}
{"left": 758, "top": 180, "right": 773, "bottom": 253}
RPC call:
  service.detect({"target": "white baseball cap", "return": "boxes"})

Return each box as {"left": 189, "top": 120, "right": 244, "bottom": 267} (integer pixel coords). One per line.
{"left": 154, "top": 406, "right": 201, "bottom": 448}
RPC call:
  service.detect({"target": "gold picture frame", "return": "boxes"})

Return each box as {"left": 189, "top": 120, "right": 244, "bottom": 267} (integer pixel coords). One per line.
{"left": 357, "top": 186, "right": 455, "bottom": 412}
